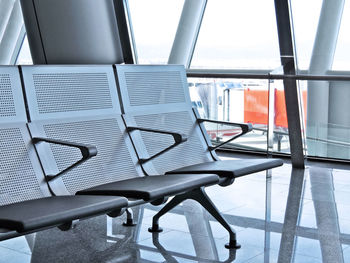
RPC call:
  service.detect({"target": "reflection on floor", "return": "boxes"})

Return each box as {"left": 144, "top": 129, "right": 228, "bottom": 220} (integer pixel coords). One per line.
{"left": 1, "top": 157, "right": 350, "bottom": 263}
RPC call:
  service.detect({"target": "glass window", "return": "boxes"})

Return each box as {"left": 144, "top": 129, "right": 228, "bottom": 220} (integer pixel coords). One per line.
{"left": 290, "top": 0, "right": 323, "bottom": 70}
{"left": 188, "top": 77, "right": 270, "bottom": 152}
{"left": 190, "top": 0, "right": 280, "bottom": 70}
{"left": 291, "top": 0, "right": 350, "bottom": 161}
{"left": 16, "top": 35, "right": 33, "bottom": 65}
{"left": 127, "top": 0, "right": 184, "bottom": 64}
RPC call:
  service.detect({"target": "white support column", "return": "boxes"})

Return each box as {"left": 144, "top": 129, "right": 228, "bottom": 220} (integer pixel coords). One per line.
{"left": 0, "top": 0, "right": 16, "bottom": 41}
{"left": 307, "top": 0, "right": 344, "bottom": 157}
{"left": 168, "top": 0, "right": 207, "bottom": 67}
{"left": 328, "top": 80, "right": 350, "bottom": 159}
{"left": 0, "top": 0, "right": 24, "bottom": 64}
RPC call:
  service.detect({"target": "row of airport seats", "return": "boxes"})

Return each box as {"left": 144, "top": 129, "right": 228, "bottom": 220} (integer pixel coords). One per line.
{"left": 0, "top": 64, "right": 283, "bottom": 249}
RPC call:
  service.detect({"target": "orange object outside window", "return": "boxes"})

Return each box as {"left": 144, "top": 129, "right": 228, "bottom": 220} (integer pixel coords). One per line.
{"left": 244, "top": 89, "right": 268, "bottom": 125}
{"left": 244, "top": 88, "right": 307, "bottom": 128}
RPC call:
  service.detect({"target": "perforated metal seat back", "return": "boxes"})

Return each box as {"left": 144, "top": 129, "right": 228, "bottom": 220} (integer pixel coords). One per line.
{"left": 0, "top": 67, "right": 50, "bottom": 206}
{"left": 22, "top": 66, "right": 141, "bottom": 195}
{"left": 116, "top": 65, "right": 213, "bottom": 175}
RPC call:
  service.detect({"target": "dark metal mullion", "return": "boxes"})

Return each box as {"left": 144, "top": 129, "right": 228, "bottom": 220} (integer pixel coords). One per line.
{"left": 113, "top": 0, "right": 134, "bottom": 64}
{"left": 274, "top": 0, "right": 305, "bottom": 168}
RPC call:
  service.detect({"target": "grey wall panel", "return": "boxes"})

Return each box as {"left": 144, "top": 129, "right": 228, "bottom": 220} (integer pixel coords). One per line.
{"left": 21, "top": 0, "right": 124, "bottom": 64}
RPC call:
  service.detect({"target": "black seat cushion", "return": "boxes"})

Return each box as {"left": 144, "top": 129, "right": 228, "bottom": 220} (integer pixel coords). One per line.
{"left": 166, "top": 159, "right": 283, "bottom": 178}
{"left": 77, "top": 174, "right": 219, "bottom": 201}
{"left": 0, "top": 196, "right": 128, "bottom": 233}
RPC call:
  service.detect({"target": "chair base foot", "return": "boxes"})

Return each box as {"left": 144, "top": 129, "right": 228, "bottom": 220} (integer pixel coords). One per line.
{"left": 148, "top": 225, "right": 163, "bottom": 233}
{"left": 122, "top": 219, "right": 137, "bottom": 227}
{"left": 225, "top": 241, "right": 241, "bottom": 249}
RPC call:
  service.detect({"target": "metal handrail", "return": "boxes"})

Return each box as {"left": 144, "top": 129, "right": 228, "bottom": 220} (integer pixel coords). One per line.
{"left": 255, "top": 127, "right": 350, "bottom": 147}
{"left": 306, "top": 136, "right": 350, "bottom": 148}
{"left": 187, "top": 70, "right": 350, "bottom": 82}
{"left": 213, "top": 125, "right": 350, "bottom": 148}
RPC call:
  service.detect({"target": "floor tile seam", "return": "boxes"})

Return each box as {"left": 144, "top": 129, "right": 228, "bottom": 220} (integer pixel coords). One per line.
{"left": 266, "top": 247, "right": 323, "bottom": 261}
{"left": 142, "top": 220, "right": 245, "bottom": 240}
{"left": 134, "top": 240, "right": 268, "bottom": 263}
{"left": 342, "top": 244, "right": 350, "bottom": 251}
{"left": 0, "top": 245, "right": 32, "bottom": 256}
{"left": 302, "top": 196, "right": 350, "bottom": 205}
{"left": 304, "top": 187, "right": 350, "bottom": 194}
{"left": 240, "top": 251, "right": 266, "bottom": 263}
{"left": 337, "top": 185, "right": 350, "bottom": 192}
{"left": 148, "top": 226, "right": 239, "bottom": 240}
{"left": 132, "top": 228, "right": 174, "bottom": 243}
{"left": 126, "top": 241, "right": 215, "bottom": 262}
{"left": 142, "top": 207, "right": 218, "bottom": 219}
{"left": 222, "top": 204, "right": 287, "bottom": 217}
{"left": 209, "top": 203, "right": 247, "bottom": 214}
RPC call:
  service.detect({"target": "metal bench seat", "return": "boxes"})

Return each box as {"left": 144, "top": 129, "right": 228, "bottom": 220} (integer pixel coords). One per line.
{"left": 0, "top": 195, "right": 127, "bottom": 233}
{"left": 77, "top": 173, "right": 218, "bottom": 201}
{"left": 166, "top": 159, "right": 284, "bottom": 179}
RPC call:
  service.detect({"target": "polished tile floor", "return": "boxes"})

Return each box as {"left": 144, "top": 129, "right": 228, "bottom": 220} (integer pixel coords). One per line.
{"left": 1, "top": 157, "right": 350, "bottom": 263}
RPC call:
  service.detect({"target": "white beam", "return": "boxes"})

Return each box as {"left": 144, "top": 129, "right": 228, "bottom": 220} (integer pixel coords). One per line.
{"left": 168, "top": 0, "right": 207, "bottom": 68}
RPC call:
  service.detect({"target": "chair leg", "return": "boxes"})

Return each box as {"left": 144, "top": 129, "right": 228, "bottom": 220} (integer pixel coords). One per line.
{"left": 149, "top": 187, "right": 241, "bottom": 249}
{"left": 123, "top": 208, "right": 137, "bottom": 227}
{"left": 148, "top": 194, "right": 188, "bottom": 233}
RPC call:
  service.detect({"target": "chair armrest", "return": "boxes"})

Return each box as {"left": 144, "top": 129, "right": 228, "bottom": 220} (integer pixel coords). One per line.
{"left": 127, "top": 126, "right": 187, "bottom": 144}
{"left": 197, "top": 119, "right": 252, "bottom": 134}
{"left": 197, "top": 118, "right": 253, "bottom": 151}
{"left": 126, "top": 126, "right": 187, "bottom": 164}
{"left": 32, "top": 137, "right": 97, "bottom": 182}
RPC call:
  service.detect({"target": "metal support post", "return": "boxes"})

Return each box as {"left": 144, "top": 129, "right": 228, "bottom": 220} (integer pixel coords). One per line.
{"left": 274, "top": 0, "right": 305, "bottom": 168}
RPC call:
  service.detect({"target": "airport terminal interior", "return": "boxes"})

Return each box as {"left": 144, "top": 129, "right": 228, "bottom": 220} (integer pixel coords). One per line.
{"left": 0, "top": 0, "right": 350, "bottom": 262}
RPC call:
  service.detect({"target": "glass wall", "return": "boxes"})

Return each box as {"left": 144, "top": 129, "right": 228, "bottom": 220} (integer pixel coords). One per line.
{"left": 188, "top": 0, "right": 287, "bottom": 155}
{"left": 127, "top": 0, "right": 184, "bottom": 64}
{"left": 187, "top": 0, "right": 350, "bottom": 161}
{"left": 290, "top": 0, "right": 323, "bottom": 71}
{"left": 16, "top": 35, "right": 32, "bottom": 65}
{"left": 187, "top": 75, "right": 295, "bottom": 155}
{"left": 290, "top": 0, "right": 350, "bottom": 160}
{"left": 190, "top": 0, "right": 280, "bottom": 70}
{"left": 188, "top": 77, "right": 269, "bottom": 152}
{"left": 9, "top": 0, "right": 350, "bottom": 161}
